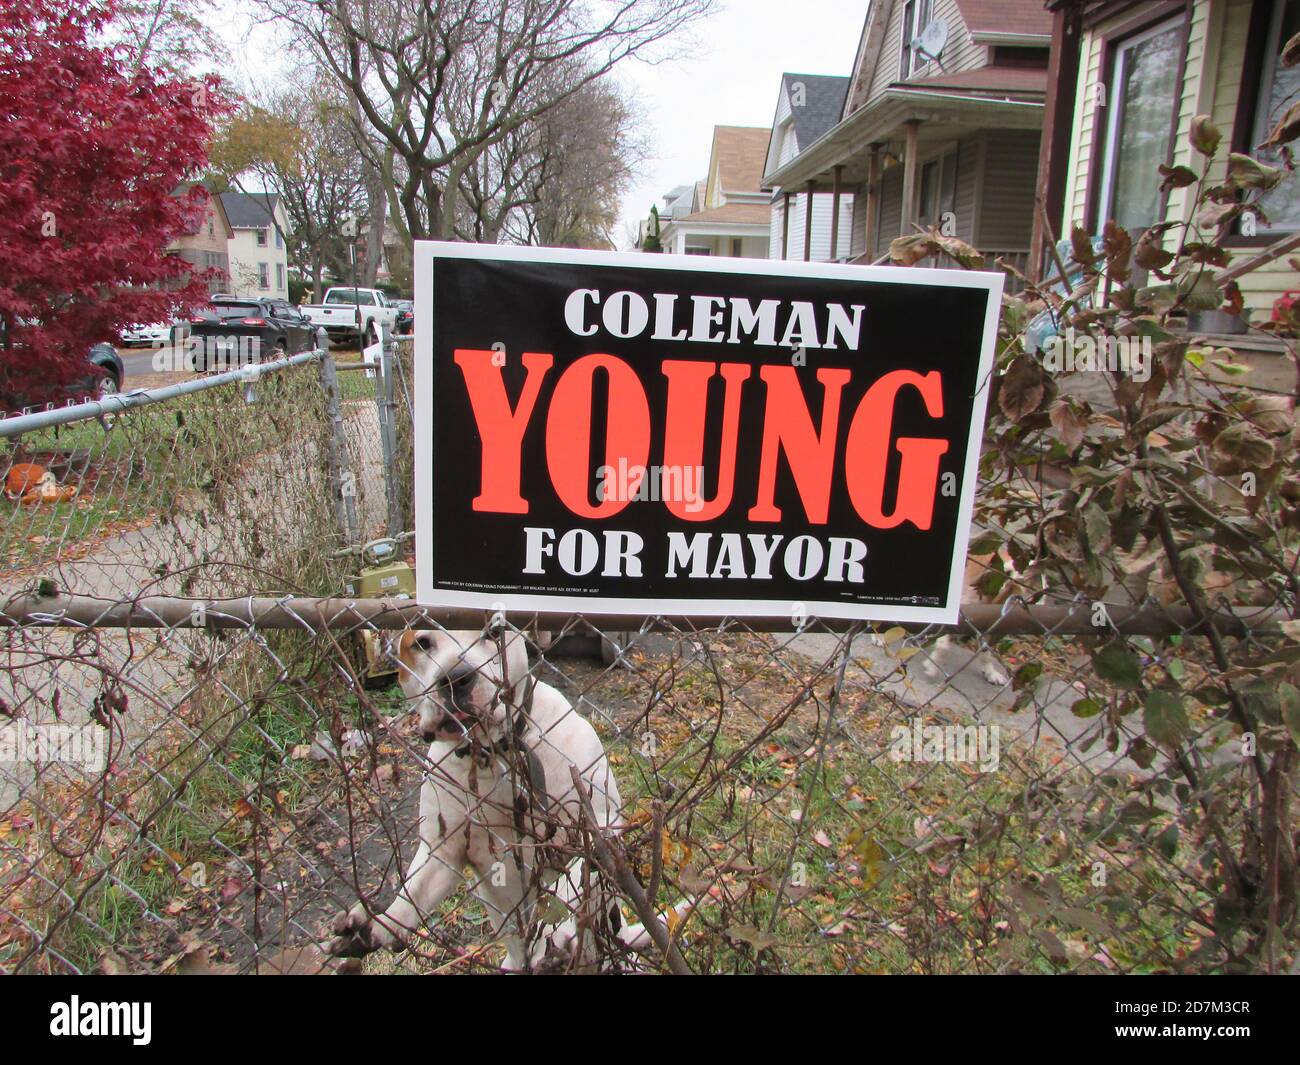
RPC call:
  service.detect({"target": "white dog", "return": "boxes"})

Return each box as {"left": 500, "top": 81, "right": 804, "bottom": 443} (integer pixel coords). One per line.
{"left": 325, "top": 626, "right": 675, "bottom": 971}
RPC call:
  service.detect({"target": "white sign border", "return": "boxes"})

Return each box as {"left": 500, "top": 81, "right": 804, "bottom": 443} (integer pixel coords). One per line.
{"left": 413, "top": 241, "right": 1002, "bottom": 625}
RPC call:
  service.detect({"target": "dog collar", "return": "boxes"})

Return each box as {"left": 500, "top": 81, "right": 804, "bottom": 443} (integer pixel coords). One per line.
{"left": 452, "top": 702, "right": 530, "bottom": 761}
{"left": 453, "top": 734, "right": 514, "bottom": 762}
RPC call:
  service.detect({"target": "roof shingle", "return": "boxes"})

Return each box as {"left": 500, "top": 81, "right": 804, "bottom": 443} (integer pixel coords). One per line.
{"left": 781, "top": 73, "right": 850, "bottom": 152}
{"left": 676, "top": 203, "right": 771, "bottom": 225}
{"left": 712, "top": 126, "right": 772, "bottom": 194}
{"left": 219, "top": 192, "right": 280, "bottom": 229}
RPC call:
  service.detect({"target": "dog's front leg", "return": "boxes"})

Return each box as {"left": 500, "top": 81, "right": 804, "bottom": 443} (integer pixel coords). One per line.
{"left": 328, "top": 840, "right": 465, "bottom": 958}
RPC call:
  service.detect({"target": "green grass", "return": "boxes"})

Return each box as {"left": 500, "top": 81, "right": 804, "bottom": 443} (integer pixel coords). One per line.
{"left": 2, "top": 370, "right": 335, "bottom": 573}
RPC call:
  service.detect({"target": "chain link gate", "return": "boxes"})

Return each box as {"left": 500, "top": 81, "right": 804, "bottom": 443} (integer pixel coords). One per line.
{"left": 0, "top": 332, "right": 1291, "bottom": 974}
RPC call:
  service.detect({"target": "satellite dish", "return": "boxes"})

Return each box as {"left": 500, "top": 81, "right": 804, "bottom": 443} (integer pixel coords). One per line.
{"left": 912, "top": 18, "right": 949, "bottom": 64}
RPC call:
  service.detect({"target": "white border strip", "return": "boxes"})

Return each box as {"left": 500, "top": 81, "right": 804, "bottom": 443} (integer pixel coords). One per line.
{"left": 413, "top": 242, "right": 1002, "bottom": 625}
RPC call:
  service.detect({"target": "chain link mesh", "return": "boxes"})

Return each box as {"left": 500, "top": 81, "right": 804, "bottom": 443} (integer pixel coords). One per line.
{"left": 0, "top": 336, "right": 1289, "bottom": 974}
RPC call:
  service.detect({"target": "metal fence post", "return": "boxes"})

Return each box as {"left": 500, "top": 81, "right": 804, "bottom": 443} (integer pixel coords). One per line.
{"left": 317, "top": 329, "right": 361, "bottom": 547}
{"left": 376, "top": 324, "right": 404, "bottom": 536}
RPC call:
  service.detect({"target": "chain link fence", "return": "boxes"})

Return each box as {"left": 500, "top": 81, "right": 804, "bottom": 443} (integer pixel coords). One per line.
{"left": 0, "top": 331, "right": 1292, "bottom": 974}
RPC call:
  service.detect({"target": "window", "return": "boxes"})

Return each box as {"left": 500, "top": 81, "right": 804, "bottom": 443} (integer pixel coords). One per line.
{"left": 777, "top": 117, "right": 797, "bottom": 166}
{"left": 327, "top": 290, "right": 376, "bottom": 306}
{"left": 210, "top": 301, "right": 263, "bottom": 319}
{"left": 899, "top": 0, "right": 933, "bottom": 80}
{"left": 275, "top": 228, "right": 283, "bottom": 249}
{"left": 1247, "top": 0, "right": 1300, "bottom": 232}
{"left": 276, "top": 263, "right": 285, "bottom": 291}
{"left": 1094, "top": 18, "right": 1183, "bottom": 234}
{"left": 731, "top": 238, "right": 744, "bottom": 256}
{"left": 684, "top": 245, "right": 711, "bottom": 255}
{"left": 258, "top": 262, "right": 269, "bottom": 289}
{"left": 256, "top": 229, "right": 268, "bottom": 246}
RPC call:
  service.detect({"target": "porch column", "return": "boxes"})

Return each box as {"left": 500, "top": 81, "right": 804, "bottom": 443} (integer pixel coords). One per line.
{"left": 901, "top": 119, "right": 921, "bottom": 235}
{"left": 865, "top": 144, "right": 882, "bottom": 258}
{"left": 781, "top": 191, "right": 791, "bottom": 260}
{"left": 1030, "top": 2, "right": 1084, "bottom": 281}
{"left": 830, "top": 164, "right": 843, "bottom": 261}
{"left": 803, "top": 180, "right": 815, "bottom": 262}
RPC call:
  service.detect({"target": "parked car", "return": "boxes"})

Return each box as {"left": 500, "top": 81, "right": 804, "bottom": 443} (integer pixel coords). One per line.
{"left": 119, "top": 322, "right": 174, "bottom": 347}
{"left": 392, "top": 299, "right": 414, "bottom": 335}
{"left": 177, "top": 296, "right": 316, "bottom": 369}
{"left": 0, "top": 334, "right": 122, "bottom": 415}
{"left": 299, "top": 287, "right": 398, "bottom": 347}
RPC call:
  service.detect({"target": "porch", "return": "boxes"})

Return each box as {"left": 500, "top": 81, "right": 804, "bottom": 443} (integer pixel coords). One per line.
{"left": 764, "top": 80, "right": 1045, "bottom": 291}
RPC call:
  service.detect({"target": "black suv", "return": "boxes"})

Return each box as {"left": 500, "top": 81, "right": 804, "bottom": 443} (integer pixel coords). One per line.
{"left": 177, "top": 296, "right": 316, "bottom": 368}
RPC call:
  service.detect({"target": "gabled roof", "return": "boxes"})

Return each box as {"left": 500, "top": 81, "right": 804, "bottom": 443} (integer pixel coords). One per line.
{"left": 709, "top": 126, "right": 770, "bottom": 196}
{"left": 781, "top": 73, "right": 850, "bottom": 150}
{"left": 662, "top": 184, "right": 697, "bottom": 219}
{"left": 173, "top": 182, "right": 232, "bottom": 238}
{"left": 841, "top": 0, "right": 890, "bottom": 121}
{"left": 219, "top": 191, "right": 281, "bottom": 229}
{"left": 841, "top": 0, "right": 1051, "bottom": 120}
{"left": 661, "top": 184, "right": 693, "bottom": 210}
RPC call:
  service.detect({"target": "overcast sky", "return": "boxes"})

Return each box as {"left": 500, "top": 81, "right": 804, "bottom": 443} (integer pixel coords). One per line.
{"left": 217, "top": 1, "right": 868, "bottom": 248}
{"left": 608, "top": 0, "right": 866, "bottom": 247}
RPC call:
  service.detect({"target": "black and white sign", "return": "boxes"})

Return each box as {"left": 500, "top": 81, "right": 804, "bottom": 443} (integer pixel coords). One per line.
{"left": 414, "top": 244, "right": 1000, "bottom": 623}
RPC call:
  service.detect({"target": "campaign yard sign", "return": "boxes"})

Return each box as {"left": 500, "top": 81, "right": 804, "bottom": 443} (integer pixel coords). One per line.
{"left": 413, "top": 243, "right": 1001, "bottom": 624}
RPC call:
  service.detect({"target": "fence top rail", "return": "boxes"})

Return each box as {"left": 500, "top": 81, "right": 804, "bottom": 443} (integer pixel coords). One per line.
{"left": 0, "top": 348, "right": 324, "bottom": 438}
{"left": 0, "top": 591, "right": 1284, "bottom": 638}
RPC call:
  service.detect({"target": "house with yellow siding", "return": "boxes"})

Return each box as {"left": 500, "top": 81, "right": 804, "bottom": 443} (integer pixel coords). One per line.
{"left": 651, "top": 127, "right": 774, "bottom": 258}
{"left": 1036, "top": 0, "right": 1299, "bottom": 318}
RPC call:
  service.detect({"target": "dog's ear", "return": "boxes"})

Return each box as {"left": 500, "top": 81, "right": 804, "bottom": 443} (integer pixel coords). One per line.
{"left": 396, "top": 630, "right": 434, "bottom": 669}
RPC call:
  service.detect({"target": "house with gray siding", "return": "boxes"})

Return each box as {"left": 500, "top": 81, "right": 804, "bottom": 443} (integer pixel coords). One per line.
{"left": 762, "top": 0, "right": 1052, "bottom": 286}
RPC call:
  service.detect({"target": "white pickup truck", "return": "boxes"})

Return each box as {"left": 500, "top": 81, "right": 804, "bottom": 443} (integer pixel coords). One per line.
{"left": 299, "top": 287, "right": 398, "bottom": 346}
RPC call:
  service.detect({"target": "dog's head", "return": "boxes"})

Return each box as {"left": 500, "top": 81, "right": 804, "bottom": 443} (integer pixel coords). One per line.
{"left": 394, "top": 628, "right": 529, "bottom": 743}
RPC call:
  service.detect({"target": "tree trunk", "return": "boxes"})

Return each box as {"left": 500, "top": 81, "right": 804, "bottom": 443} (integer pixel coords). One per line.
{"left": 362, "top": 161, "right": 385, "bottom": 286}
{"left": 437, "top": 162, "right": 464, "bottom": 240}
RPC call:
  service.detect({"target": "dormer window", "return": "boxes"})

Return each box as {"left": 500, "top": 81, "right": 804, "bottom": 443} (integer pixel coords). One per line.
{"left": 900, "top": 0, "right": 933, "bottom": 80}
{"left": 778, "top": 116, "right": 797, "bottom": 166}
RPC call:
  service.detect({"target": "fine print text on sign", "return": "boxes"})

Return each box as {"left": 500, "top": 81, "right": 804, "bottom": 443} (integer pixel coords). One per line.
{"left": 413, "top": 244, "right": 1001, "bottom": 623}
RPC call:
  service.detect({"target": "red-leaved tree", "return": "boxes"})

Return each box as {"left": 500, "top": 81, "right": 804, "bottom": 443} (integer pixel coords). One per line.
{"left": 0, "top": 0, "right": 227, "bottom": 385}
